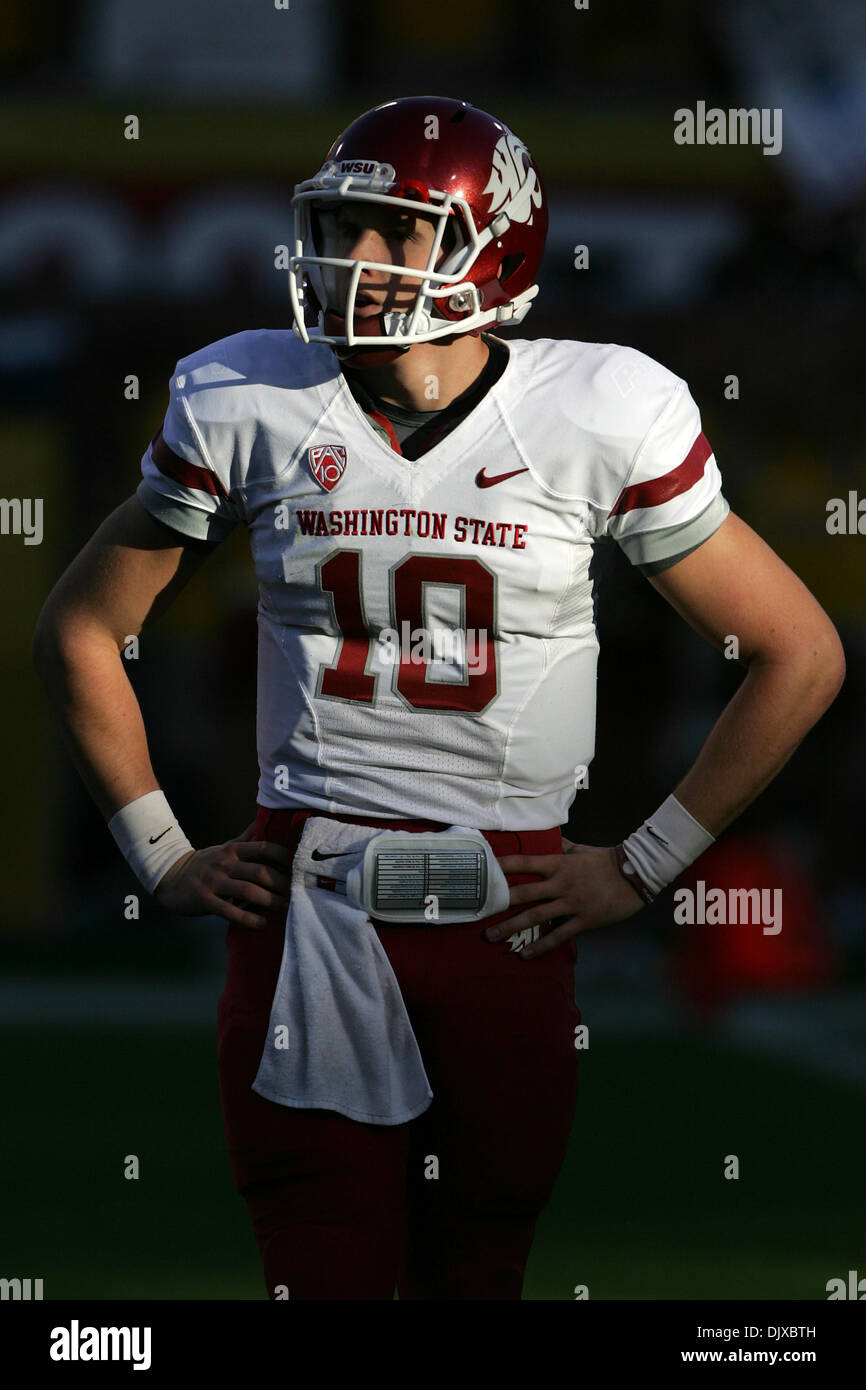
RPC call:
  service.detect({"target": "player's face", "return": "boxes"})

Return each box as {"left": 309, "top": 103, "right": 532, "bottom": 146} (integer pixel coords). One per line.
{"left": 312, "top": 200, "right": 441, "bottom": 319}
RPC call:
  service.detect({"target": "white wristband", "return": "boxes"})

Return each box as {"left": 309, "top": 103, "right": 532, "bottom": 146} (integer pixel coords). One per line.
{"left": 620, "top": 794, "right": 715, "bottom": 898}
{"left": 107, "top": 791, "right": 195, "bottom": 895}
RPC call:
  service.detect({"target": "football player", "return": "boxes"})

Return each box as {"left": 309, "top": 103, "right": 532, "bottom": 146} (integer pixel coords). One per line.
{"left": 32, "top": 97, "right": 845, "bottom": 1300}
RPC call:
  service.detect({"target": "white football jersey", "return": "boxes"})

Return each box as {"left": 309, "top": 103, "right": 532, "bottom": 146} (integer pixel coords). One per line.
{"left": 138, "top": 330, "right": 728, "bottom": 829}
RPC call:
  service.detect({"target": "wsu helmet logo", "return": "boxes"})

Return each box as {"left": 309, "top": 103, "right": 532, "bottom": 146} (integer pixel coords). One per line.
{"left": 483, "top": 133, "right": 543, "bottom": 226}
{"left": 308, "top": 443, "right": 347, "bottom": 492}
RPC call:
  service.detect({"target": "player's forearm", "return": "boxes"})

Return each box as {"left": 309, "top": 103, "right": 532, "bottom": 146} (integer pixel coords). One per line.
{"left": 672, "top": 640, "right": 845, "bottom": 837}
{"left": 33, "top": 627, "right": 159, "bottom": 822}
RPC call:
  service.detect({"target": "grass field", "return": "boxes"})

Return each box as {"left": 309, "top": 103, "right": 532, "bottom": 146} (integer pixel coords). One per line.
{"left": 0, "top": 1027, "right": 861, "bottom": 1300}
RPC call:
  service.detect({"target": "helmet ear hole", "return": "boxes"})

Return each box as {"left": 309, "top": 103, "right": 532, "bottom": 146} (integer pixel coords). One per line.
{"left": 500, "top": 252, "right": 524, "bottom": 285}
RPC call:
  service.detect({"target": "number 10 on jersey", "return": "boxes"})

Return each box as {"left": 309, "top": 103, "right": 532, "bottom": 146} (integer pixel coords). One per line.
{"left": 315, "top": 550, "right": 498, "bottom": 713}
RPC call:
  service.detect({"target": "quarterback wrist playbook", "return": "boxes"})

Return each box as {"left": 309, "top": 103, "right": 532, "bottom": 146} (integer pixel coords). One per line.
{"left": 107, "top": 790, "right": 195, "bottom": 895}
{"left": 345, "top": 827, "right": 511, "bottom": 924}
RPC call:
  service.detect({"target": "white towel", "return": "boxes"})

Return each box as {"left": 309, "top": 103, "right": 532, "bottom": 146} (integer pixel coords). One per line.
{"left": 252, "top": 816, "right": 435, "bottom": 1126}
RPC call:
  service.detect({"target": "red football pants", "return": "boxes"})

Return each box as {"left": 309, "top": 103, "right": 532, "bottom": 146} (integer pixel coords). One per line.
{"left": 217, "top": 806, "right": 581, "bottom": 1300}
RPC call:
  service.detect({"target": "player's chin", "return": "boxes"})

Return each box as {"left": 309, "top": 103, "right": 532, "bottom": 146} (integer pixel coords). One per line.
{"left": 327, "top": 317, "right": 406, "bottom": 368}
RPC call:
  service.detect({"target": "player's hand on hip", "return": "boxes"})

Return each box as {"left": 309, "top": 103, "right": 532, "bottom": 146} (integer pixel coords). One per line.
{"left": 153, "top": 838, "right": 292, "bottom": 928}
{"left": 488, "top": 837, "right": 645, "bottom": 958}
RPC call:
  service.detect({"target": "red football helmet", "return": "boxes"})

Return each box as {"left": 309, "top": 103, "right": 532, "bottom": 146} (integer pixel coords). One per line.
{"left": 288, "top": 96, "right": 548, "bottom": 365}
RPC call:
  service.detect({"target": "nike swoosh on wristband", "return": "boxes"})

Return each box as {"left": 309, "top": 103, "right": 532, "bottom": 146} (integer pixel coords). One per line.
{"left": 310, "top": 847, "right": 358, "bottom": 861}
{"left": 474, "top": 467, "right": 529, "bottom": 488}
{"left": 149, "top": 827, "right": 172, "bottom": 844}
{"left": 646, "top": 825, "right": 669, "bottom": 846}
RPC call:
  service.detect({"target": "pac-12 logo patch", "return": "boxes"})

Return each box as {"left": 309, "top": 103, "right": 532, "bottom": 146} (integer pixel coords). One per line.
{"left": 308, "top": 444, "right": 347, "bottom": 492}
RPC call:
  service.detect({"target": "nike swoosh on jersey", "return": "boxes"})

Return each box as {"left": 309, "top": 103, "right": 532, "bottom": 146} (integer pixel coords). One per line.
{"left": 474, "top": 467, "right": 530, "bottom": 488}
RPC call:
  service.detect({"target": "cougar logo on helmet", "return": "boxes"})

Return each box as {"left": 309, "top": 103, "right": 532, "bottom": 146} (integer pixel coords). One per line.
{"left": 482, "top": 134, "right": 543, "bottom": 226}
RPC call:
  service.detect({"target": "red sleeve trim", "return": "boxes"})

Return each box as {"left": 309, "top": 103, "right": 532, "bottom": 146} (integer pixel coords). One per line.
{"left": 150, "top": 427, "right": 229, "bottom": 501}
{"left": 608, "top": 432, "right": 712, "bottom": 519}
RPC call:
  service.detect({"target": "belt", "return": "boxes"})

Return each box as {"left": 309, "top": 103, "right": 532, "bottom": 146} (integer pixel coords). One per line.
{"left": 257, "top": 807, "right": 560, "bottom": 856}
{"left": 256, "top": 807, "right": 562, "bottom": 927}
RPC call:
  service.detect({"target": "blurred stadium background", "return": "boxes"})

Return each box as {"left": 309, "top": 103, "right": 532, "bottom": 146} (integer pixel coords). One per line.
{"left": 1, "top": 0, "right": 864, "bottom": 1299}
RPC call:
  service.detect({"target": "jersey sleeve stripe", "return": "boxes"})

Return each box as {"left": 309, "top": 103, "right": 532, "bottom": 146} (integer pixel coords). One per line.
{"left": 151, "top": 427, "right": 229, "bottom": 500}
{"left": 608, "top": 431, "right": 713, "bottom": 518}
